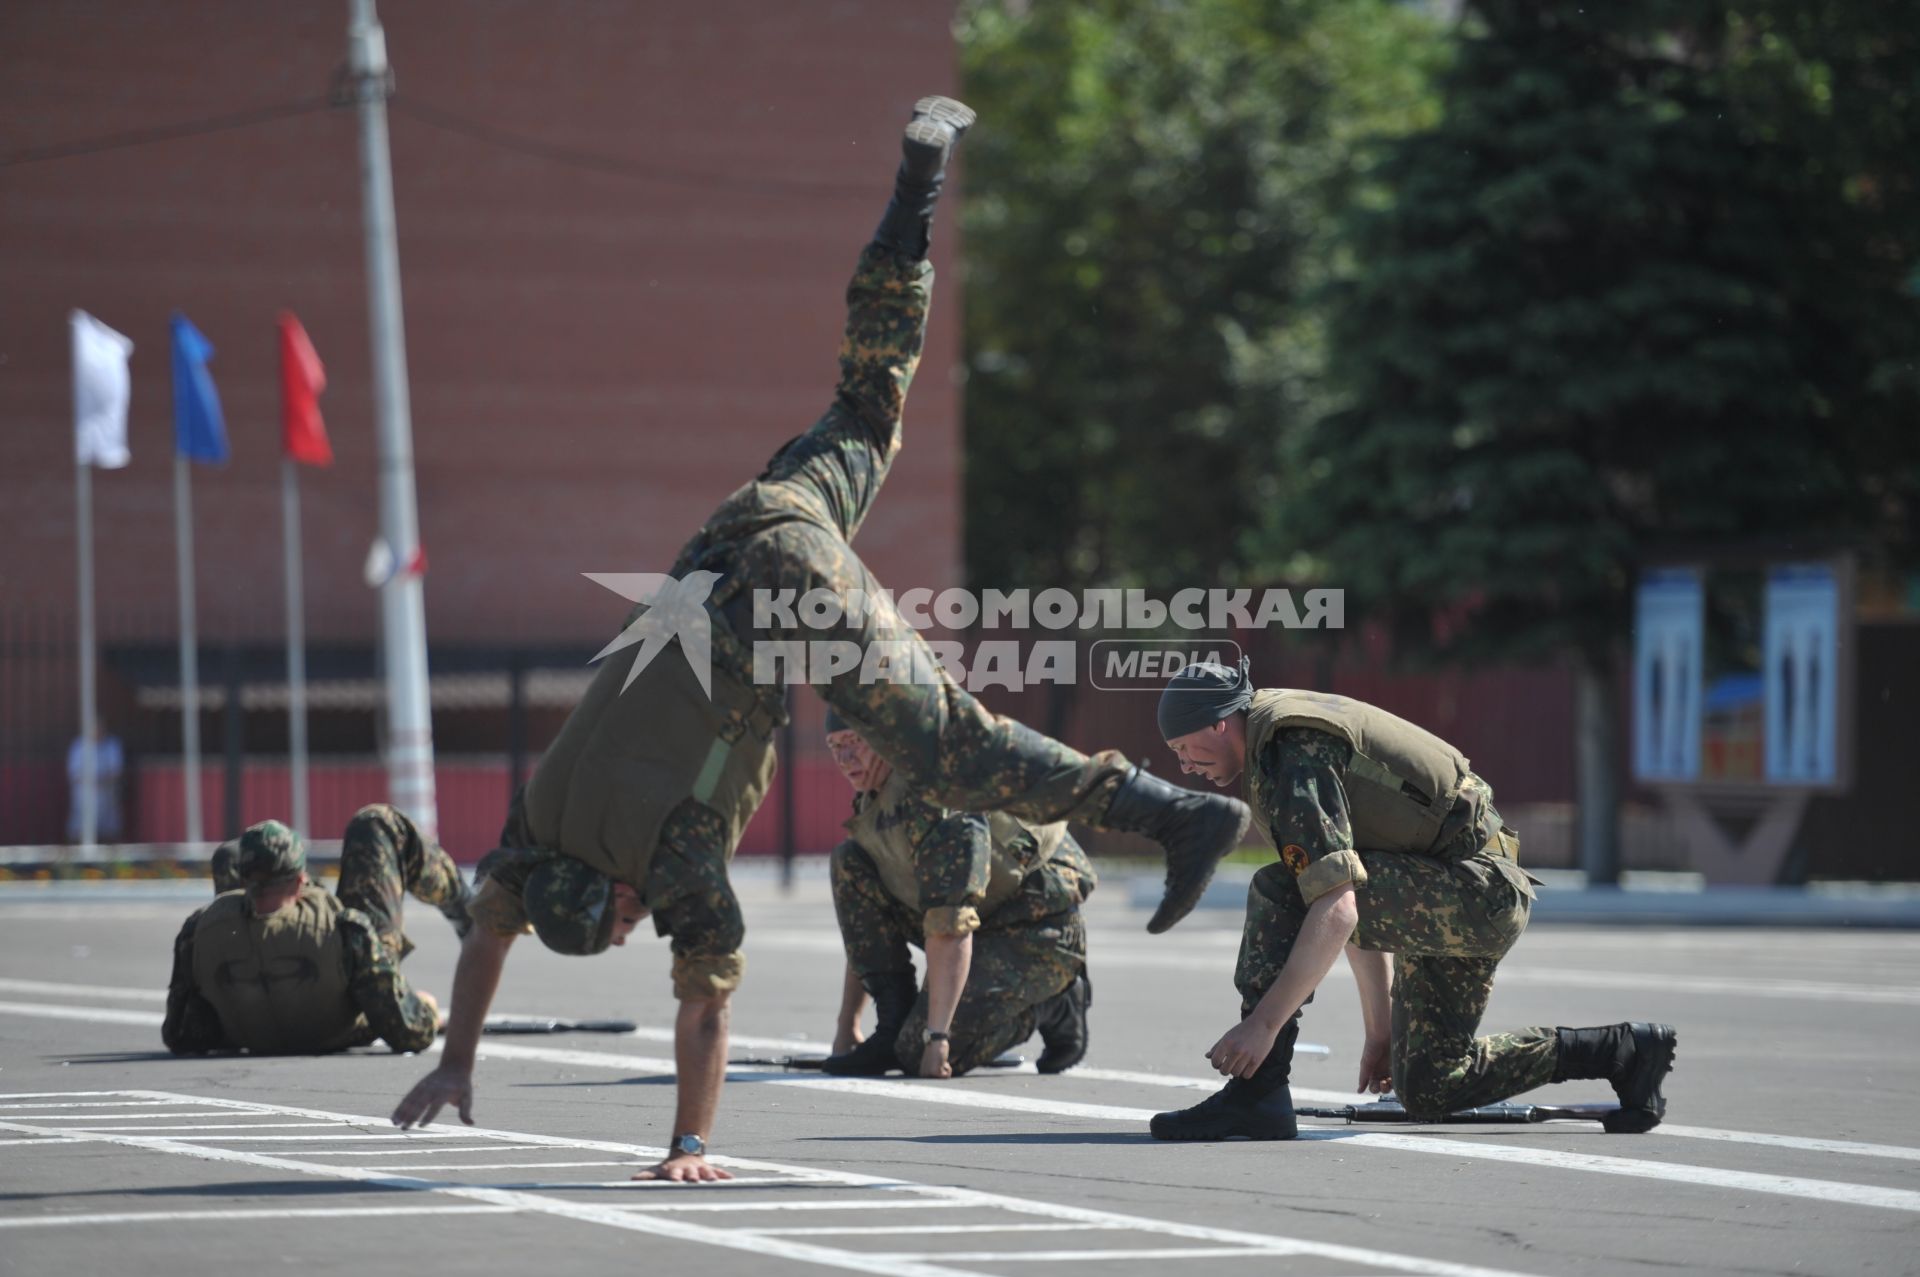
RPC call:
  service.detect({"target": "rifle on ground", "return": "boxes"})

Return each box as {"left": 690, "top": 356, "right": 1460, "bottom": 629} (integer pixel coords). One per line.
{"left": 480, "top": 1017, "right": 638, "bottom": 1035}
{"left": 732, "top": 1052, "right": 1027, "bottom": 1071}
{"left": 1298, "top": 1098, "right": 1641, "bottom": 1131}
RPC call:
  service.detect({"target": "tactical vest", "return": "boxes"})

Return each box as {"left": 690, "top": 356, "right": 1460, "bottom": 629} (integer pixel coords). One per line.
{"left": 1244, "top": 689, "right": 1475, "bottom": 856}
{"left": 523, "top": 627, "right": 777, "bottom": 896}
{"left": 845, "top": 769, "right": 1067, "bottom": 920}
{"left": 190, "top": 886, "right": 367, "bottom": 1054}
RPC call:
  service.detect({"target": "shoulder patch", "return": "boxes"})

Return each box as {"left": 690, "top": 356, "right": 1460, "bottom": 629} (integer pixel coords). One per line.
{"left": 1281, "top": 844, "right": 1310, "bottom": 876}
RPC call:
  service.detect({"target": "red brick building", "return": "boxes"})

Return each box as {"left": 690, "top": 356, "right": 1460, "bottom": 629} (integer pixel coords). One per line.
{"left": 1, "top": 2, "right": 967, "bottom": 851}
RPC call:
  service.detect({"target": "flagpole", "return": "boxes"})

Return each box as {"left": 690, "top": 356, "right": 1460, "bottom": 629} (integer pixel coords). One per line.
{"left": 75, "top": 458, "right": 99, "bottom": 851}
{"left": 282, "top": 457, "right": 310, "bottom": 838}
{"left": 174, "top": 454, "right": 204, "bottom": 845}
{"left": 347, "top": 0, "right": 439, "bottom": 838}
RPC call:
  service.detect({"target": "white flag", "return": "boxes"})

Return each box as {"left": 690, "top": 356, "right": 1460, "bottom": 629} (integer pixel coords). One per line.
{"left": 72, "top": 310, "right": 133, "bottom": 469}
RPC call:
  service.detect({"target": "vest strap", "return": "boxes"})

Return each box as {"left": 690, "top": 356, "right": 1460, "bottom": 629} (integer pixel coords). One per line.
{"left": 690, "top": 737, "right": 732, "bottom": 805}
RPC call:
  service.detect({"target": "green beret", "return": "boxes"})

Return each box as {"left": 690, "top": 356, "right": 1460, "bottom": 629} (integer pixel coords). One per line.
{"left": 523, "top": 857, "right": 618, "bottom": 956}
{"left": 235, "top": 820, "right": 306, "bottom": 887}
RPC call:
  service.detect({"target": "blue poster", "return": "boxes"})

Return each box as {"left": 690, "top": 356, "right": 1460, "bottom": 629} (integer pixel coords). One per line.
{"left": 1633, "top": 570, "right": 1703, "bottom": 782}
{"left": 1763, "top": 565, "right": 1840, "bottom": 783}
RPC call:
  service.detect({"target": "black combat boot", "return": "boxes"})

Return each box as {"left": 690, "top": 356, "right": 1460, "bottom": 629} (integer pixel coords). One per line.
{"left": 1150, "top": 1018, "right": 1300, "bottom": 1141}
{"left": 872, "top": 95, "right": 976, "bottom": 260}
{"left": 1101, "top": 766, "right": 1252, "bottom": 933}
{"left": 1553, "top": 1021, "right": 1678, "bottom": 1133}
{"left": 1035, "top": 970, "right": 1092, "bottom": 1074}
{"left": 819, "top": 970, "right": 918, "bottom": 1076}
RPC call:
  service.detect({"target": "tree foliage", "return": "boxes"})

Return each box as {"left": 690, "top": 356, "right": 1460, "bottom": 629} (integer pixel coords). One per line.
{"left": 957, "top": 0, "right": 1445, "bottom": 595}
{"left": 1265, "top": 0, "right": 1920, "bottom": 668}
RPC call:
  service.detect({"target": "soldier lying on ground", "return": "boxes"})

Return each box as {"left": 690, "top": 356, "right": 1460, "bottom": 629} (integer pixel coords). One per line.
{"left": 390, "top": 97, "right": 1249, "bottom": 1182}
{"left": 163, "top": 808, "right": 472, "bottom": 1056}
{"left": 1148, "top": 659, "right": 1678, "bottom": 1141}
{"left": 817, "top": 709, "right": 1093, "bottom": 1079}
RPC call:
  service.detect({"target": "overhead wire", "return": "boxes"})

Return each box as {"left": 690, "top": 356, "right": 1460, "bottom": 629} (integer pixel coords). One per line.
{"left": 0, "top": 96, "right": 337, "bottom": 170}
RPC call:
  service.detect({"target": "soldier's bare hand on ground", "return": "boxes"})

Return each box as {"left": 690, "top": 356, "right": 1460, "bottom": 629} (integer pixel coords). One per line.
{"left": 831, "top": 1024, "right": 865, "bottom": 1055}
{"left": 918, "top": 1039, "right": 953, "bottom": 1079}
{"left": 417, "top": 990, "right": 442, "bottom": 1032}
{"left": 1356, "top": 1035, "right": 1393, "bottom": 1094}
{"left": 392, "top": 1066, "right": 473, "bottom": 1128}
{"left": 1207, "top": 1018, "right": 1280, "bottom": 1079}
{"left": 632, "top": 1154, "right": 733, "bottom": 1183}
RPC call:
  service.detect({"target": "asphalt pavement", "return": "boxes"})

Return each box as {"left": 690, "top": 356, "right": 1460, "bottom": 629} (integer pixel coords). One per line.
{"left": 1, "top": 869, "right": 1915, "bottom": 1277}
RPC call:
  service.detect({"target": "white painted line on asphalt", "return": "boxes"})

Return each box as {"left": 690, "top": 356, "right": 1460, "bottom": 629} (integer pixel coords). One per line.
{"left": 609, "top": 1199, "right": 975, "bottom": 1214}
{"left": 0, "top": 1100, "right": 216, "bottom": 1109}
{"left": 0, "top": 978, "right": 163, "bottom": 1001}
{"left": 753, "top": 1223, "right": 1107, "bottom": 1237}
{"left": 873, "top": 1247, "right": 1295, "bottom": 1262}
{"left": 0, "top": 1000, "right": 167, "bottom": 1026}
{"left": 0, "top": 1091, "right": 1545, "bottom": 1277}
{"left": 6, "top": 1112, "right": 237, "bottom": 1120}
{"left": 1654, "top": 1125, "right": 1920, "bottom": 1161}
{"left": 80, "top": 1123, "right": 347, "bottom": 1132}
{"left": 297, "top": 1146, "right": 553, "bottom": 1157}
{"left": 0, "top": 1205, "right": 518, "bottom": 1230}
{"left": 153, "top": 1133, "right": 485, "bottom": 1141}
{"left": 1495, "top": 966, "right": 1920, "bottom": 1007}
{"left": 457, "top": 1041, "right": 1920, "bottom": 1212}
{"left": 368, "top": 1162, "right": 637, "bottom": 1172}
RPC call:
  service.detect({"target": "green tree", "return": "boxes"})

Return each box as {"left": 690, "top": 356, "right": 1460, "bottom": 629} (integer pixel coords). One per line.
{"left": 1270, "top": 0, "right": 1920, "bottom": 878}
{"left": 958, "top": 0, "right": 1445, "bottom": 597}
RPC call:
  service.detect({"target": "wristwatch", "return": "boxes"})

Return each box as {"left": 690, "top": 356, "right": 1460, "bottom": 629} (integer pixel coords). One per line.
{"left": 921, "top": 1028, "right": 951, "bottom": 1046}
{"left": 671, "top": 1132, "right": 705, "bottom": 1157}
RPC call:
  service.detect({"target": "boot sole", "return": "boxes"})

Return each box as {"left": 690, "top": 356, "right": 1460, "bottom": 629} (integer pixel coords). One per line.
{"left": 1146, "top": 800, "right": 1253, "bottom": 934}
{"left": 1148, "top": 1112, "right": 1298, "bottom": 1141}
{"left": 1603, "top": 1022, "right": 1677, "bottom": 1133}
{"left": 911, "top": 95, "right": 976, "bottom": 136}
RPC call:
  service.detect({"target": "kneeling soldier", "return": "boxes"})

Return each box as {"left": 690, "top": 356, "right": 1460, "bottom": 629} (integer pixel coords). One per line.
{"left": 1149, "top": 660, "right": 1677, "bottom": 1140}
{"left": 163, "top": 808, "right": 473, "bottom": 1055}
{"left": 820, "top": 710, "right": 1095, "bottom": 1078}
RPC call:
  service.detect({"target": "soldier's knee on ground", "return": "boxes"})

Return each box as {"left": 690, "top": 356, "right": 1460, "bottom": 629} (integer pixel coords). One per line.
{"left": 1392, "top": 1057, "right": 1460, "bottom": 1121}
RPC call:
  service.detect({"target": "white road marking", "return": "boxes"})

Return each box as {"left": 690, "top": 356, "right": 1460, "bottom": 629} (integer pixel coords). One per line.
{"left": 873, "top": 1248, "right": 1295, "bottom": 1262}
{"left": 4, "top": 1112, "right": 240, "bottom": 1120}
{"left": 753, "top": 1223, "right": 1108, "bottom": 1237}
{"left": 80, "top": 1123, "right": 349, "bottom": 1132}
{"left": 0, "top": 1090, "right": 1543, "bottom": 1277}
{"left": 0, "top": 1000, "right": 169, "bottom": 1026}
{"left": 0, "top": 1100, "right": 215, "bottom": 1109}
{"left": 5, "top": 999, "right": 1916, "bottom": 1215}
{"left": 368, "top": 1162, "right": 637, "bottom": 1172}
{"left": 0, "top": 1205, "right": 518, "bottom": 1230}
{"left": 0, "top": 978, "right": 163, "bottom": 1001}
{"left": 295, "top": 1146, "right": 549, "bottom": 1157}
{"left": 609, "top": 1199, "right": 975, "bottom": 1214}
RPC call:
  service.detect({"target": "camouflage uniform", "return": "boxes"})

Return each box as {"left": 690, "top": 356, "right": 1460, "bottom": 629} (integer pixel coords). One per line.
{"left": 1238, "top": 728, "right": 1559, "bottom": 1117}
{"left": 673, "top": 244, "right": 1137, "bottom": 826}
{"left": 164, "top": 809, "right": 461, "bottom": 1054}
{"left": 488, "top": 243, "right": 1138, "bottom": 990}
{"left": 830, "top": 782, "right": 1096, "bottom": 1075}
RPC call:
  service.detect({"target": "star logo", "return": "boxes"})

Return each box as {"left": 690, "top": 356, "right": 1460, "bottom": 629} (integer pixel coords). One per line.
{"left": 583, "top": 571, "right": 722, "bottom": 698}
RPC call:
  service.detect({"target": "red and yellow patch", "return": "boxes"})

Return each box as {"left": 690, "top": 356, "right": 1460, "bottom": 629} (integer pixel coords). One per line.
{"left": 1281, "top": 844, "right": 1311, "bottom": 876}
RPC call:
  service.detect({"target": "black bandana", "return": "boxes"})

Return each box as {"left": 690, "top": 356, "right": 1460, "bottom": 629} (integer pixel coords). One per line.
{"left": 1157, "top": 656, "right": 1254, "bottom": 741}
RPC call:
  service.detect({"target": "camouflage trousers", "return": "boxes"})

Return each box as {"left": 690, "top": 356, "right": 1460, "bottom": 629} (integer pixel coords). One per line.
{"left": 695, "top": 246, "right": 1135, "bottom": 833}
{"left": 1236, "top": 844, "right": 1559, "bottom": 1118}
{"left": 212, "top": 804, "right": 468, "bottom": 957}
{"left": 832, "top": 842, "right": 1093, "bottom": 1076}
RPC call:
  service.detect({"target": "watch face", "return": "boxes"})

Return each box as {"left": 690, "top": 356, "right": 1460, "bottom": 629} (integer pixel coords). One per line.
{"left": 674, "top": 1133, "right": 704, "bottom": 1156}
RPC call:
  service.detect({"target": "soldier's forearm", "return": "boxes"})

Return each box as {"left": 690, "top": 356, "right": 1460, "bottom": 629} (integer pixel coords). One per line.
{"left": 1345, "top": 944, "right": 1393, "bottom": 1041}
{"left": 441, "top": 928, "right": 514, "bottom": 1072}
{"left": 835, "top": 962, "right": 869, "bottom": 1034}
{"left": 1249, "top": 885, "right": 1359, "bottom": 1034}
{"left": 922, "top": 932, "right": 971, "bottom": 1035}
{"left": 670, "top": 994, "right": 730, "bottom": 1144}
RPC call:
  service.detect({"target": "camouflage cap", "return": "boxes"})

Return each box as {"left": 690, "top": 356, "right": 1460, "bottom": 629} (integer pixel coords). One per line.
{"left": 235, "top": 820, "right": 306, "bottom": 887}
{"left": 522, "top": 856, "right": 618, "bottom": 956}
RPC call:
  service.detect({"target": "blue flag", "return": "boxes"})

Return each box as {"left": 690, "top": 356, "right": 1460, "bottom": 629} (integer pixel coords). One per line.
{"left": 170, "top": 312, "right": 229, "bottom": 463}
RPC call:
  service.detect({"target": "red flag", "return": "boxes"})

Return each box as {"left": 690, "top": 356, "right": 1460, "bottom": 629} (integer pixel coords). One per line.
{"left": 278, "top": 312, "right": 332, "bottom": 466}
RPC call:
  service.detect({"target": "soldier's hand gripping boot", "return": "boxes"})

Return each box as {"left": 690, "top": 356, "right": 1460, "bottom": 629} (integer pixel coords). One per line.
{"left": 873, "top": 96, "right": 976, "bottom": 260}
{"left": 819, "top": 970, "right": 919, "bottom": 1076}
{"left": 1149, "top": 1018, "right": 1300, "bottom": 1141}
{"left": 1552, "top": 1021, "right": 1678, "bottom": 1133}
{"left": 1034, "top": 970, "right": 1092, "bottom": 1075}
{"left": 1101, "top": 766, "right": 1252, "bottom": 933}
